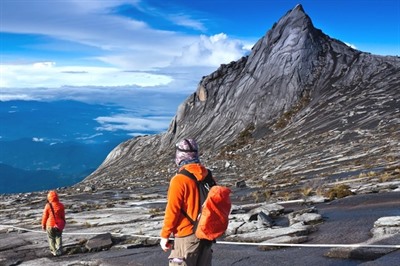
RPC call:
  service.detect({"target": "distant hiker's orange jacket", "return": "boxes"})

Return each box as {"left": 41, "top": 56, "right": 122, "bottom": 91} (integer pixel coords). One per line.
{"left": 42, "top": 191, "right": 66, "bottom": 231}
{"left": 160, "top": 163, "right": 213, "bottom": 238}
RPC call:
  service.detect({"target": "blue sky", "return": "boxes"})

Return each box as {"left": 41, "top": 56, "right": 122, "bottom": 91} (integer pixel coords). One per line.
{"left": 0, "top": 0, "right": 399, "bottom": 135}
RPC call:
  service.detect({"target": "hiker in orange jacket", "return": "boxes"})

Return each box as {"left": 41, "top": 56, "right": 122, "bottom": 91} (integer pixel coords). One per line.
{"left": 160, "top": 138, "right": 215, "bottom": 266}
{"left": 41, "top": 190, "right": 66, "bottom": 256}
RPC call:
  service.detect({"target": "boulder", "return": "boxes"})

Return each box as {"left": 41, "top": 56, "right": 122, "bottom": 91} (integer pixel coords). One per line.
{"left": 85, "top": 233, "right": 113, "bottom": 252}
{"left": 224, "top": 223, "right": 311, "bottom": 242}
{"left": 257, "top": 211, "right": 275, "bottom": 227}
{"left": 371, "top": 216, "right": 400, "bottom": 237}
{"left": 288, "top": 207, "right": 318, "bottom": 225}
{"left": 289, "top": 213, "right": 323, "bottom": 225}
{"left": 325, "top": 216, "right": 400, "bottom": 260}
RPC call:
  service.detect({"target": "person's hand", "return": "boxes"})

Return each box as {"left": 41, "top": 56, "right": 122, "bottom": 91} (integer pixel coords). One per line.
{"left": 42, "top": 226, "right": 46, "bottom": 231}
{"left": 160, "top": 238, "right": 170, "bottom": 252}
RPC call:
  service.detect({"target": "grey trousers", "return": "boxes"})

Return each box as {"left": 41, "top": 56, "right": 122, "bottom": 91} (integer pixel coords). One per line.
{"left": 168, "top": 234, "right": 212, "bottom": 266}
{"left": 46, "top": 227, "right": 62, "bottom": 254}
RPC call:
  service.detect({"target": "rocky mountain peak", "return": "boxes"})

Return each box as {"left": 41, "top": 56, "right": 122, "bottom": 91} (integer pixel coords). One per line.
{"left": 83, "top": 5, "right": 399, "bottom": 192}
{"left": 165, "top": 4, "right": 358, "bottom": 148}
{"left": 262, "top": 3, "right": 313, "bottom": 48}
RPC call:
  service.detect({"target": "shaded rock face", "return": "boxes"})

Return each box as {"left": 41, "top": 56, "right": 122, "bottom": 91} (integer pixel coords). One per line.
{"left": 83, "top": 5, "right": 399, "bottom": 198}
{"left": 170, "top": 5, "right": 326, "bottom": 143}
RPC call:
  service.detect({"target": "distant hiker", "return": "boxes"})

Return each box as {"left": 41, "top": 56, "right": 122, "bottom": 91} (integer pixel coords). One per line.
{"left": 41, "top": 190, "right": 66, "bottom": 256}
{"left": 160, "top": 138, "right": 217, "bottom": 266}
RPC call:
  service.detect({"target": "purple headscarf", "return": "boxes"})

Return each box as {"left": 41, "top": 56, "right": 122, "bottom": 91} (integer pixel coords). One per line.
{"left": 175, "top": 138, "right": 200, "bottom": 166}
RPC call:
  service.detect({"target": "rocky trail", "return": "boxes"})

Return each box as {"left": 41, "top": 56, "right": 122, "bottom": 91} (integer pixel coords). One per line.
{"left": 1, "top": 174, "right": 399, "bottom": 265}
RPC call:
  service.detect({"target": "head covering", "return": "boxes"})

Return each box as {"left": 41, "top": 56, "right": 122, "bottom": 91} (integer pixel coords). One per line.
{"left": 175, "top": 138, "right": 200, "bottom": 166}
{"left": 47, "top": 190, "right": 59, "bottom": 203}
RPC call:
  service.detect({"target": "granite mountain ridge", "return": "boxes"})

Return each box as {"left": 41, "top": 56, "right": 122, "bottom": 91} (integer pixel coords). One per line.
{"left": 82, "top": 4, "right": 399, "bottom": 193}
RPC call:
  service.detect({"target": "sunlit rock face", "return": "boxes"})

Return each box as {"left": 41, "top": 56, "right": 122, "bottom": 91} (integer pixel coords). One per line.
{"left": 83, "top": 5, "right": 399, "bottom": 195}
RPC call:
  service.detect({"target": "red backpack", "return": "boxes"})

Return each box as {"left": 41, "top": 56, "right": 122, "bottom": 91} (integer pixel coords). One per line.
{"left": 179, "top": 169, "right": 232, "bottom": 241}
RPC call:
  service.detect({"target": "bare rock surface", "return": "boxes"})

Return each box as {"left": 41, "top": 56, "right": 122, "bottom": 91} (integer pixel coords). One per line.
{"left": 0, "top": 188, "right": 399, "bottom": 265}
{"left": 81, "top": 4, "right": 399, "bottom": 197}
{"left": 85, "top": 233, "right": 113, "bottom": 252}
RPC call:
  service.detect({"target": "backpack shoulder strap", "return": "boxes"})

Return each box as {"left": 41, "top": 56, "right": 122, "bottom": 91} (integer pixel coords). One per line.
{"left": 177, "top": 168, "right": 214, "bottom": 227}
{"left": 47, "top": 200, "right": 56, "bottom": 219}
{"left": 179, "top": 168, "right": 216, "bottom": 187}
{"left": 179, "top": 168, "right": 197, "bottom": 181}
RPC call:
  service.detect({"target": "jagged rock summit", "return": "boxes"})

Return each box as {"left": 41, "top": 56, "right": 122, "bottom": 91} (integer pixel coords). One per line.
{"left": 83, "top": 5, "right": 399, "bottom": 193}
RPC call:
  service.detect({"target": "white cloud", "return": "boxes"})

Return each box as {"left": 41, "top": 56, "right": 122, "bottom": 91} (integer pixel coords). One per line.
{"left": 0, "top": 50, "right": 241, "bottom": 92}
{"left": 0, "top": 0, "right": 252, "bottom": 106}
{"left": 168, "top": 14, "right": 207, "bottom": 31}
{"left": 0, "top": 0, "right": 199, "bottom": 70}
{"left": 172, "top": 33, "right": 250, "bottom": 67}
{"left": 76, "top": 133, "right": 104, "bottom": 141}
{"left": 0, "top": 63, "right": 173, "bottom": 88}
{"left": 32, "top": 137, "right": 44, "bottom": 142}
{"left": 95, "top": 115, "right": 172, "bottom": 132}
{"left": 33, "top": 62, "right": 56, "bottom": 69}
{"left": 0, "top": 94, "right": 37, "bottom": 101}
{"left": 0, "top": 80, "right": 195, "bottom": 117}
{"left": 0, "top": 0, "right": 251, "bottom": 70}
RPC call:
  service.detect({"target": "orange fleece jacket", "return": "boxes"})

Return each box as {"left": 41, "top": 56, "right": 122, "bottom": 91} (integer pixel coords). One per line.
{"left": 42, "top": 191, "right": 66, "bottom": 231}
{"left": 160, "top": 163, "right": 214, "bottom": 238}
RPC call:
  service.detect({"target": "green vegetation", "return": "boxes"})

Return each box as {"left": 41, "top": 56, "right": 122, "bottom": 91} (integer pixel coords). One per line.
{"left": 274, "top": 90, "right": 310, "bottom": 129}
{"left": 237, "top": 122, "right": 255, "bottom": 145}
{"left": 218, "top": 122, "right": 255, "bottom": 158}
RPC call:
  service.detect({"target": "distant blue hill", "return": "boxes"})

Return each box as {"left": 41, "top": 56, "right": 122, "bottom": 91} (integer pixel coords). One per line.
{"left": 0, "top": 100, "right": 139, "bottom": 194}
{"left": 0, "top": 163, "right": 79, "bottom": 194}
{"left": 0, "top": 138, "right": 122, "bottom": 173}
{"left": 0, "top": 100, "right": 132, "bottom": 142}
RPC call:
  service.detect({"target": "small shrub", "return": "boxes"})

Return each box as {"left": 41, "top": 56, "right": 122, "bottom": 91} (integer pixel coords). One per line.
{"left": 385, "top": 156, "right": 396, "bottom": 162}
{"left": 78, "top": 238, "right": 88, "bottom": 245}
{"left": 358, "top": 172, "right": 367, "bottom": 178}
{"left": 275, "top": 191, "right": 293, "bottom": 201}
{"left": 326, "top": 184, "right": 354, "bottom": 200}
{"left": 237, "top": 123, "right": 255, "bottom": 143}
{"left": 273, "top": 90, "right": 310, "bottom": 129}
{"left": 315, "top": 186, "right": 326, "bottom": 196}
{"left": 301, "top": 187, "right": 313, "bottom": 197}
{"left": 251, "top": 191, "right": 260, "bottom": 203}
{"left": 149, "top": 208, "right": 163, "bottom": 215}
{"left": 219, "top": 123, "right": 256, "bottom": 155}
{"left": 367, "top": 171, "right": 376, "bottom": 177}
{"left": 263, "top": 190, "right": 273, "bottom": 200}
{"left": 83, "top": 221, "right": 92, "bottom": 228}
{"left": 379, "top": 172, "right": 391, "bottom": 183}
{"left": 260, "top": 180, "right": 270, "bottom": 188}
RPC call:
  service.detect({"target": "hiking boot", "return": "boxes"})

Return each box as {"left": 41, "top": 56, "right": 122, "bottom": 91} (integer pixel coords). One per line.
{"left": 55, "top": 250, "right": 62, "bottom": 256}
{"left": 51, "top": 251, "right": 57, "bottom": 256}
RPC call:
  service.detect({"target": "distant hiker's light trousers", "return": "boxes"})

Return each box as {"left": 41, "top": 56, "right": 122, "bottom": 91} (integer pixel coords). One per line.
{"left": 168, "top": 234, "right": 212, "bottom": 266}
{"left": 46, "top": 227, "right": 62, "bottom": 254}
